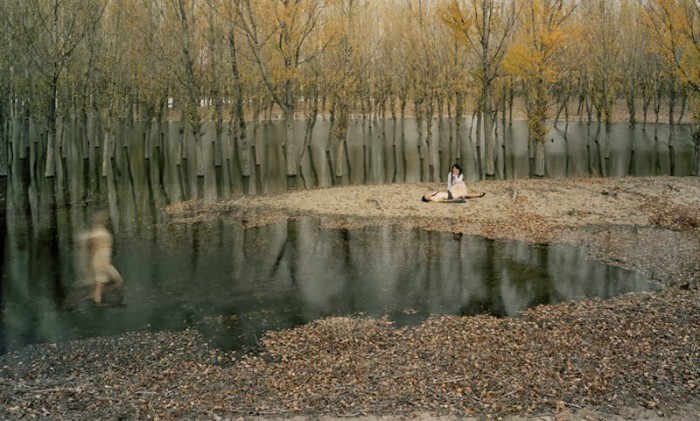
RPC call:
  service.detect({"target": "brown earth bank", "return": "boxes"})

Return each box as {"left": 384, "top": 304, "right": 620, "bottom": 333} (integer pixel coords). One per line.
{"left": 1, "top": 177, "right": 699, "bottom": 420}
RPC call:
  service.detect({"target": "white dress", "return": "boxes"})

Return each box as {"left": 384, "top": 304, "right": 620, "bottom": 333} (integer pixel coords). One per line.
{"left": 447, "top": 172, "right": 464, "bottom": 190}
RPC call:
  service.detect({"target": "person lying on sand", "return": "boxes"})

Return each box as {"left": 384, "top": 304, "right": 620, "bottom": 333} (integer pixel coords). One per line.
{"left": 422, "top": 182, "right": 485, "bottom": 202}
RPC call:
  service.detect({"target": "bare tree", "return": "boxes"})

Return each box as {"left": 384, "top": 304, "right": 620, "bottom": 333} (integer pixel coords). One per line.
{"left": 640, "top": 0, "right": 700, "bottom": 175}
{"left": 3, "top": 0, "right": 104, "bottom": 178}
{"left": 504, "top": 0, "right": 580, "bottom": 177}
{"left": 169, "top": 0, "right": 206, "bottom": 183}
{"left": 442, "top": 0, "right": 518, "bottom": 177}
{"left": 236, "top": 0, "right": 331, "bottom": 187}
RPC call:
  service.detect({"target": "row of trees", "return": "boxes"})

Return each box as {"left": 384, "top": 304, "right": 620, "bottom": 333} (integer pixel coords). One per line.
{"left": 0, "top": 0, "right": 698, "bottom": 185}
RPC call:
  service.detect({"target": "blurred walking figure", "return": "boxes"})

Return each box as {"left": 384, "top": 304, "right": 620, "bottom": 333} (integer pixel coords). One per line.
{"left": 69, "top": 210, "right": 124, "bottom": 306}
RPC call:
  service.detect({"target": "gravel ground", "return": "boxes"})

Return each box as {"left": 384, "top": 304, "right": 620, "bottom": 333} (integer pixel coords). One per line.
{"left": 1, "top": 176, "right": 699, "bottom": 420}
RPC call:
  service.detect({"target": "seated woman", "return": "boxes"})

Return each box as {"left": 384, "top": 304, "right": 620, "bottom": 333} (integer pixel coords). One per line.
{"left": 422, "top": 178, "right": 484, "bottom": 202}
{"left": 447, "top": 163, "right": 464, "bottom": 190}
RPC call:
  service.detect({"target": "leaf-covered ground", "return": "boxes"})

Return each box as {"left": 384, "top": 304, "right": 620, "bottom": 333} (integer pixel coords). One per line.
{"left": 2, "top": 177, "right": 699, "bottom": 420}
{"left": 1, "top": 288, "right": 697, "bottom": 420}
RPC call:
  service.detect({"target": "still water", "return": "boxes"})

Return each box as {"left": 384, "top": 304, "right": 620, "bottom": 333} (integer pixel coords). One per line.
{"left": 1, "top": 211, "right": 658, "bottom": 354}
{"left": 1, "top": 118, "right": 695, "bottom": 200}
{"left": 0, "top": 117, "right": 687, "bottom": 354}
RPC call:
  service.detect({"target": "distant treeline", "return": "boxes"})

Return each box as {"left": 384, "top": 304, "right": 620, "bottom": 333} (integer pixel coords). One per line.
{"left": 0, "top": 0, "right": 697, "bottom": 180}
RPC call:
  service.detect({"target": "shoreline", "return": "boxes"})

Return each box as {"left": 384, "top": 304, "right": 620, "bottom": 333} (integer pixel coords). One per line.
{"left": 169, "top": 176, "right": 700, "bottom": 288}
{"left": 1, "top": 176, "right": 699, "bottom": 420}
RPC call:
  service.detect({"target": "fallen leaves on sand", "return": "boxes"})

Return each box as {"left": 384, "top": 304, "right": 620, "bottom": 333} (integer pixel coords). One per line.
{"left": 642, "top": 198, "right": 700, "bottom": 231}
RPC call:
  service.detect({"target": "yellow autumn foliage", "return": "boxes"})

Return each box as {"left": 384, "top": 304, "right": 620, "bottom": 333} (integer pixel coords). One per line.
{"left": 641, "top": 0, "right": 700, "bottom": 94}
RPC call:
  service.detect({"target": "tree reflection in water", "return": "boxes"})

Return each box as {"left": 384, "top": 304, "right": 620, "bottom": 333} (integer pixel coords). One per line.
{"left": 0, "top": 209, "right": 658, "bottom": 354}
{"left": 0, "top": 118, "right": 686, "bottom": 354}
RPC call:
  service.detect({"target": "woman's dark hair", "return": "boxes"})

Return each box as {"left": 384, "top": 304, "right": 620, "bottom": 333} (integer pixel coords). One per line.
{"left": 451, "top": 163, "right": 462, "bottom": 175}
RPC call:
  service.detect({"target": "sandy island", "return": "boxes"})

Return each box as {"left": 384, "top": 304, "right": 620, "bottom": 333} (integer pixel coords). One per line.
{"left": 1, "top": 176, "right": 699, "bottom": 420}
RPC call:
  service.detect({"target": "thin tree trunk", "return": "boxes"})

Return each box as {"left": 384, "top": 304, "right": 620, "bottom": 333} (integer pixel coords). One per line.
{"left": 455, "top": 91, "right": 463, "bottom": 164}
{"left": 325, "top": 101, "right": 336, "bottom": 185}
{"left": 693, "top": 129, "right": 699, "bottom": 176}
{"left": 425, "top": 95, "right": 435, "bottom": 182}
{"left": 335, "top": 100, "right": 349, "bottom": 181}
{"left": 229, "top": 27, "right": 249, "bottom": 180}
{"left": 101, "top": 128, "right": 111, "bottom": 177}
{"left": 45, "top": 79, "right": 59, "bottom": 178}
{"left": 475, "top": 109, "right": 483, "bottom": 176}
{"left": 483, "top": 86, "right": 495, "bottom": 177}
{"left": 284, "top": 107, "right": 297, "bottom": 182}
{"left": 299, "top": 91, "right": 319, "bottom": 188}
{"left": 0, "top": 104, "right": 7, "bottom": 177}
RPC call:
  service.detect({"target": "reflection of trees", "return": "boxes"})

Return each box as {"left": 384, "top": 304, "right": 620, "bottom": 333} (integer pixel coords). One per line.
{"left": 460, "top": 239, "right": 506, "bottom": 317}
{"left": 3, "top": 186, "right": 80, "bottom": 351}
{"left": 0, "top": 176, "right": 4, "bottom": 352}
{"left": 293, "top": 220, "right": 349, "bottom": 320}
{"left": 1, "top": 196, "right": 660, "bottom": 354}
{"left": 1, "top": 116, "right": 697, "bottom": 206}
{"left": 346, "top": 226, "right": 404, "bottom": 314}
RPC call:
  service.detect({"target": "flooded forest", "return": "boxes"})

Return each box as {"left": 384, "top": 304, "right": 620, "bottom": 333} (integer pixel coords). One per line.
{"left": 0, "top": 3, "right": 699, "bottom": 418}
{"left": 0, "top": 0, "right": 698, "bottom": 350}
{"left": 0, "top": 0, "right": 697, "bottom": 201}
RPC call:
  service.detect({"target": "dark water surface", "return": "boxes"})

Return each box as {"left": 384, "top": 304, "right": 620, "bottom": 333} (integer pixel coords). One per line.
{"left": 0, "top": 117, "right": 688, "bottom": 354}
{"left": 1, "top": 212, "right": 658, "bottom": 354}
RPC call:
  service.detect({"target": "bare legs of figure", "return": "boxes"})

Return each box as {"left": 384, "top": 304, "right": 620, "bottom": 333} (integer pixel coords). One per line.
{"left": 92, "top": 265, "right": 125, "bottom": 305}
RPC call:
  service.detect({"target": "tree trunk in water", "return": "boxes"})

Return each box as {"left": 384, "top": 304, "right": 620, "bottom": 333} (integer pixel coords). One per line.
{"left": 284, "top": 108, "right": 297, "bottom": 180}
{"left": 425, "top": 99, "right": 435, "bottom": 183}
{"left": 534, "top": 139, "right": 545, "bottom": 177}
{"left": 44, "top": 79, "right": 59, "bottom": 178}
{"left": 508, "top": 81, "right": 514, "bottom": 126}
{"left": 437, "top": 96, "right": 444, "bottom": 172}
{"left": 455, "top": 91, "right": 463, "bottom": 163}
{"left": 229, "top": 28, "right": 249, "bottom": 180}
{"left": 195, "top": 130, "right": 204, "bottom": 178}
{"left": 592, "top": 115, "right": 602, "bottom": 176}
{"left": 299, "top": 95, "right": 319, "bottom": 188}
{"left": 627, "top": 85, "right": 636, "bottom": 127}
{"left": 530, "top": 104, "right": 547, "bottom": 177}
{"left": 483, "top": 89, "right": 495, "bottom": 177}
{"left": 325, "top": 104, "right": 336, "bottom": 185}
{"left": 475, "top": 111, "right": 483, "bottom": 177}
{"left": 668, "top": 80, "right": 677, "bottom": 176}
{"left": 693, "top": 130, "right": 699, "bottom": 176}
{"left": 363, "top": 117, "right": 369, "bottom": 185}
{"left": 335, "top": 139, "right": 345, "bottom": 181}
{"left": 44, "top": 130, "right": 57, "bottom": 178}
{"left": 414, "top": 99, "right": 425, "bottom": 181}
{"left": 252, "top": 102, "right": 262, "bottom": 168}
{"left": 604, "top": 122, "right": 611, "bottom": 176}
{"left": 654, "top": 82, "right": 661, "bottom": 125}
{"left": 0, "top": 105, "right": 7, "bottom": 177}
{"left": 400, "top": 104, "right": 407, "bottom": 183}
{"left": 391, "top": 114, "right": 398, "bottom": 184}
{"left": 502, "top": 87, "right": 508, "bottom": 178}
{"left": 335, "top": 104, "right": 349, "bottom": 181}
{"left": 101, "top": 129, "right": 111, "bottom": 177}
{"left": 213, "top": 122, "right": 222, "bottom": 168}
{"left": 143, "top": 117, "right": 153, "bottom": 161}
